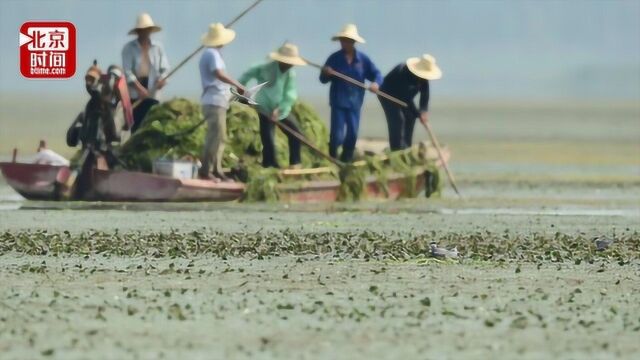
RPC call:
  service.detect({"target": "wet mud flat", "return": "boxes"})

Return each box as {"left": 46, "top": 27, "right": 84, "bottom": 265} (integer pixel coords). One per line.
{"left": 0, "top": 225, "right": 639, "bottom": 359}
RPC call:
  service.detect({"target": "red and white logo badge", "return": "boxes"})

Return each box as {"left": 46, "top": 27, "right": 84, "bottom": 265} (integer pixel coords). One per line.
{"left": 19, "top": 21, "right": 76, "bottom": 79}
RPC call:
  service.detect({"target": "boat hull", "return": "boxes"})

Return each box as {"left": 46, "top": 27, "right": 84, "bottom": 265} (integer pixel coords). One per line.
{"left": 88, "top": 169, "right": 244, "bottom": 202}
{"left": 277, "top": 172, "right": 428, "bottom": 203}
{"left": 1, "top": 162, "right": 435, "bottom": 203}
{"left": 0, "top": 162, "right": 69, "bottom": 200}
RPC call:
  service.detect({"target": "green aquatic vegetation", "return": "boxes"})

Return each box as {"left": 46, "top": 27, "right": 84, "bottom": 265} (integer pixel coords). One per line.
{"left": 242, "top": 167, "right": 282, "bottom": 202}
{"left": 1, "top": 230, "right": 638, "bottom": 263}
{"left": 223, "top": 101, "right": 331, "bottom": 171}
{"left": 337, "top": 164, "right": 366, "bottom": 201}
{"left": 118, "top": 99, "right": 331, "bottom": 174}
{"left": 119, "top": 98, "right": 207, "bottom": 172}
{"left": 112, "top": 98, "right": 441, "bottom": 201}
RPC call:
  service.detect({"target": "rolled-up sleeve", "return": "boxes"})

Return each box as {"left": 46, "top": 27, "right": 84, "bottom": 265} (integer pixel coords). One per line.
{"left": 279, "top": 71, "right": 297, "bottom": 119}
{"left": 418, "top": 80, "right": 430, "bottom": 113}
{"left": 319, "top": 55, "right": 334, "bottom": 84}
{"left": 121, "top": 43, "right": 137, "bottom": 84}
{"left": 365, "top": 56, "right": 383, "bottom": 85}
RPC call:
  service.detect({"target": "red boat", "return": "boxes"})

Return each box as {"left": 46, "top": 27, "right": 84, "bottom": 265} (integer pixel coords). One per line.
{"left": 0, "top": 141, "right": 448, "bottom": 203}
{"left": 0, "top": 162, "right": 440, "bottom": 203}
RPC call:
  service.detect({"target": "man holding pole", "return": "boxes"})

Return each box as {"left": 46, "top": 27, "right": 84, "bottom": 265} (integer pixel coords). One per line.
{"left": 319, "top": 24, "right": 382, "bottom": 162}
{"left": 198, "top": 23, "right": 245, "bottom": 181}
{"left": 239, "top": 43, "right": 307, "bottom": 169}
{"left": 121, "top": 13, "right": 170, "bottom": 133}
{"left": 379, "top": 54, "right": 441, "bottom": 151}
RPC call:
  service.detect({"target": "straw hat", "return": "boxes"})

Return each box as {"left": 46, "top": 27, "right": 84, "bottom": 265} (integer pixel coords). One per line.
{"left": 128, "top": 13, "right": 162, "bottom": 35}
{"left": 201, "top": 23, "right": 236, "bottom": 47}
{"left": 332, "top": 23, "right": 365, "bottom": 43}
{"left": 406, "top": 54, "right": 442, "bottom": 80}
{"left": 269, "top": 42, "right": 307, "bottom": 66}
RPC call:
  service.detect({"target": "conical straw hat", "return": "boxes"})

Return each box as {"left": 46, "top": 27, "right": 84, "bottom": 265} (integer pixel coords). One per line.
{"left": 269, "top": 42, "right": 307, "bottom": 66}
{"left": 201, "top": 23, "right": 236, "bottom": 47}
{"left": 332, "top": 23, "right": 365, "bottom": 43}
{"left": 406, "top": 54, "right": 442, "bottom": 80}
{"left": 128, "top": 13, "right": 162, "bottom": 35}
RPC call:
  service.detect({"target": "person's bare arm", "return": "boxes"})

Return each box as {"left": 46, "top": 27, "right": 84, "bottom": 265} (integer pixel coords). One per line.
{"left": 215, "top": 69, "right": 245, "bottom": 94}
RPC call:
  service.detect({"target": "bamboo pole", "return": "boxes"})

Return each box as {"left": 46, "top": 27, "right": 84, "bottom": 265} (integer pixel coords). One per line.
{"left": 132, "top": 0, "right": 265, "bottom": 109}
{"left": 304, "top": 59, "right": 408, "bottom": 108}
{"left": 281, "top": 167, "right": 333, "bottom": 176}
{"left": 420, "top": 120, "right": 461, "bottom": 197}
{"left": 264, "top": 114, "right": 345, "bottom": 167}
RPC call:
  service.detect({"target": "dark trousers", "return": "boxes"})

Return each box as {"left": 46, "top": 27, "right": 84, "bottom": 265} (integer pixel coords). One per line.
{"left": 131, "top": 98, "right": 159, "bottom": 133}
{"left": 130, "top": 77, "right": 158, "bottom": 133}
{"left": 329, "top": 106, "right": 360, "bottom": 162}
{"left": 258, "top": 113, "right": 302, "bottom": 168}
{"left": 380, "top": 97, "right": 416, "bottom": 151}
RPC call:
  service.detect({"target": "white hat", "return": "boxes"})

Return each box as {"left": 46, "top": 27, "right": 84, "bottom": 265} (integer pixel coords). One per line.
{"left": 332, "top": 24, "right": 365, "bottom": 44}
{"left": 128, "top": 13, "right": 162, "bottom": 35}
{"left": 269, "top": 42, "right": 307, "bottom": 66}
{"left": 406, "top": 54, "right": 442, "bottom": 80}
{"left": 201, "top": 23, "right": 236, "bottom": 47}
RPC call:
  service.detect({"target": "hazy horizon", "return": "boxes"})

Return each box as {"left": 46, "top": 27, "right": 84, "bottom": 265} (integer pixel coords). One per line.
{"left": 1, "top": 0, "right": 639, "bottom": 103}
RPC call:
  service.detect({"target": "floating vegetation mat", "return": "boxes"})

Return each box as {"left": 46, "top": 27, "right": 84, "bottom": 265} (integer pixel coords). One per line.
{"left": 1, "top": 230, "right": 638, "bottom": 263}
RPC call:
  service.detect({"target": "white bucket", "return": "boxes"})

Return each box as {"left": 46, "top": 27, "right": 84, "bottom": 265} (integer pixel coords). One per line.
{"left": 152, "top": 159, "right": 195, "bottom": 179}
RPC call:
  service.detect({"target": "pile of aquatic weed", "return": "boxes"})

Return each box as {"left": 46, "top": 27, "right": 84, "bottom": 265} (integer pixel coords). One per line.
{"left": 336, "top": 146, "right": 441, "bottom": 201}
{"left": 117, "top": 99, "right": 331, "bottom": 173}
{"left": 118, "top": 98, "right": 207, "bottom": 172}
{"left": 1, "top": 230, "right": 638, "bottom": 264}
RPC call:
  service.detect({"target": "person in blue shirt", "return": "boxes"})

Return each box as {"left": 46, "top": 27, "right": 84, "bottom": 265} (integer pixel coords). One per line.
{"left": 319, "top": 24, "right": 382, "bottom": 162}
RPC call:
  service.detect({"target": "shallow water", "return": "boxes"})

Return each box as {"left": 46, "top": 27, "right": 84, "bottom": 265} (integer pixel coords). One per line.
{"left": 1, "top": 100, "right": 639, "bottom": 359}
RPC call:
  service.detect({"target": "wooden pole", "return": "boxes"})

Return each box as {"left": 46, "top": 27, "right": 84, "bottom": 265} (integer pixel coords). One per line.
{"left": 265, "top": 114, "right": 345, "bottom": 167}
{"left": 12, "top": 148, "right": 17, "bottom": 163}
{"left": 132, "top": 0, "right": 265, "bottom": 109}
{"left": 420, "top": 120, "right": 461, "bottom": 197}
{"left": 304, "top": 59, "right": 408, "bottom": 108}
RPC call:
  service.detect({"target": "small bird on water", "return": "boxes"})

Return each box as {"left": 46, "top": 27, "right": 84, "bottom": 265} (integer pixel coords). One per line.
{"left": 429, "top": 242, "right": 459, "bottom": 259}
{"left": 593, "top": 236, "right": 613, "bottom": 251}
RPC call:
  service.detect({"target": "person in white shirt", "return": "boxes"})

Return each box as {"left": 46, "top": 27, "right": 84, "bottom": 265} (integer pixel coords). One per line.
{"left": 33, "top": 140, "right": 70, "bottom": 166}
{"left": 198, "top": 23, "right": 245, "bottom": 181}
{"left": 121, "top": 13, "right": 170, "bottom": 133}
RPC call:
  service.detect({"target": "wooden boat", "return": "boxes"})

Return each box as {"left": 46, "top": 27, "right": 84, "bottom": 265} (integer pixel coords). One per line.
{"left": 0, "top": 141, "right": 449, "bottom": 203}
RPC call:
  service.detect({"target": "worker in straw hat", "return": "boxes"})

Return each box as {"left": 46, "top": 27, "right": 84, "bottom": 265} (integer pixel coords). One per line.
{"left": 198, "top": 23, "right": 246, "bottom": 181}
{"left": 121, "top": 13, "right": 170, "bottom": 133}
{"left": 239, "top": 42, "right": 307, "bottom": 169}
{"left": 319, "top": 24, "right": 382, "bottom": 162}
{"left": 379, "top": 54, "right": 442, "bottom": 151}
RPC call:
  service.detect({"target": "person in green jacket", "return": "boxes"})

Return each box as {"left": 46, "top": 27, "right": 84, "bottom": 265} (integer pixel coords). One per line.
{"left": 239, "top": 42, "right": 307, "bottom": 168}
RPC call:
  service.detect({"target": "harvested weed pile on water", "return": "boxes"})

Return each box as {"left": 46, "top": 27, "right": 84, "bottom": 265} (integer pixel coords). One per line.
{"left": 2, "top": 230, "right": 638, "bottom": 263}
{"left": 116, "top": 98, "right": 441, "bottom": 201}
{"left": 118, "top": 99, "right": 330, "bottom": 173}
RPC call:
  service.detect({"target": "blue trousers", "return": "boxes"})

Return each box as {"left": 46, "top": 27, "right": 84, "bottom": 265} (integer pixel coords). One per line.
{"left": 329, "top": 107, "right": 360, "bottom": 162}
